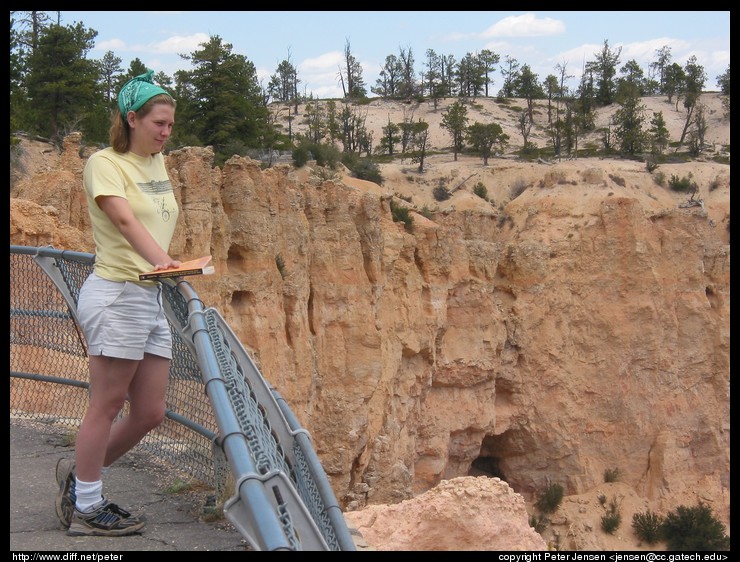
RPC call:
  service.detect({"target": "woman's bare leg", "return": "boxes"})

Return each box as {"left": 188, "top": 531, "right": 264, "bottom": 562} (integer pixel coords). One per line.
{"left": 74, "top": 355, "right": 138, "bottom": 482}
{"left": 103, "top": 352, "right": 170, "bottom": 467}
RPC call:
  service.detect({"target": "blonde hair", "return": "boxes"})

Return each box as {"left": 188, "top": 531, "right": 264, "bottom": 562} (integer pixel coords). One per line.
{"left": 109, "top": 94, "right": 176, "bottom": 153}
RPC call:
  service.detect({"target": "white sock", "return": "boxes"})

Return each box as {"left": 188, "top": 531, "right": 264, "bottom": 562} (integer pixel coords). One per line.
{"left": 75, "top": 478, "right": 103, "bottom": 513}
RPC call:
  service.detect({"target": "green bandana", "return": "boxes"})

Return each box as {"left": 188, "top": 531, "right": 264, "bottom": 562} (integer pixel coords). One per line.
{"left": 117, "top": 69, "right": 171, "bottom": 117}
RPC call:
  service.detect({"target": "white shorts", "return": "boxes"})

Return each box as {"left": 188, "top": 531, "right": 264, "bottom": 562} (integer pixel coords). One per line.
{"left": 76, "top": 272, "right": 172, "bottom": 360}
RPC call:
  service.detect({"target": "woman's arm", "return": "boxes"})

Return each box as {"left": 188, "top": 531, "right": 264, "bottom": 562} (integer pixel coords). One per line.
{"left": 96, "top": 195, "right": 181, "bottom": 271}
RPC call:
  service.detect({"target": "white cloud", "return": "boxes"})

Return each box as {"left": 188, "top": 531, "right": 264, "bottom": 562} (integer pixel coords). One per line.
{"left": 148, "top": 33, "right": 210, "bottom": 55}
{"left": 95, "top": 38, "right": 126, "bottom": 51}
{"left": 482, "top": 13, "right": 566, "bottom": 39}
{"left": 708, "top": 49, "right": 730, "bottom": 68}
{"left": 296, "top": 51, "right": 346, "bottom": 97}
{"left": 300, "top": 51, "right": 344, "bottom": 72}
{"left": 617, "top": 38, "right": 689, "bottom": 64}
{"left": 93, "top": 32, "right": 209, "bottom": 58}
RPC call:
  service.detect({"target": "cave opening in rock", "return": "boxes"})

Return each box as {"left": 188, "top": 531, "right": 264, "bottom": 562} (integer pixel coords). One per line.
{"left": 469, "top": 455, "right": 506, "bottom": 480}
{"left": 468, "top": 429, "right": 533, "bottom": 488}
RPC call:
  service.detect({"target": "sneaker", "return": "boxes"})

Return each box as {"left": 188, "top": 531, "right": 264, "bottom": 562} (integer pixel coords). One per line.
{"left": 55, "top": 458, "right": 76, "bottom": 528}
{"left": 67, "top": 499, "right": 145, "bottom": 536}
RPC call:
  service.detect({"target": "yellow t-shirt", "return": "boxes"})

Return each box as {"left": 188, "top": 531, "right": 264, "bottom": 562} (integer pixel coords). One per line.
{"left": 83, "top": 147, "right": 180, "bottom": 282}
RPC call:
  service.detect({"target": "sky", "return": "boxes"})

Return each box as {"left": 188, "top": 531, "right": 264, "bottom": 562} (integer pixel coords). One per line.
{"left": 58, "top": 11, "right": 730, "bottom": 98}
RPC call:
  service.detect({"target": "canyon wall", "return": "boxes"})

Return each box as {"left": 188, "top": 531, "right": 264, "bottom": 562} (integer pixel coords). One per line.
{"left": 10, "top": 135, "right": 730, "bottom": 539}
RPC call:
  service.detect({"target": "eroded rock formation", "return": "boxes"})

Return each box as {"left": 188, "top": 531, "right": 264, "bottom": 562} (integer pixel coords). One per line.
{"left": 10, "top": 134, "right": 730, "bottom": 550}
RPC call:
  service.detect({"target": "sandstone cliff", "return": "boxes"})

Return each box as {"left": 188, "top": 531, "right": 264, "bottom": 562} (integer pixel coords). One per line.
{"left": 10, "top": 116, "right": 730, "bottom": 549}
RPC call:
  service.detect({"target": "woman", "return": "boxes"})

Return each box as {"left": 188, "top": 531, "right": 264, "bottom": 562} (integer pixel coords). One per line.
{"left": 55, "top": 70, "right": 181, "bottom": 537}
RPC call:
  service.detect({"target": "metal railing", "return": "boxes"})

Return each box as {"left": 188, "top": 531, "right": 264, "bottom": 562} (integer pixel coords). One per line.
{"left": 9, "top": 245, "right": 356, "bottom": 551}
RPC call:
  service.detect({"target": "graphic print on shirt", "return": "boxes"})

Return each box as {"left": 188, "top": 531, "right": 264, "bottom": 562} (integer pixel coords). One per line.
{"left": 139, "top": 179, "right": 175, "bottom": 222}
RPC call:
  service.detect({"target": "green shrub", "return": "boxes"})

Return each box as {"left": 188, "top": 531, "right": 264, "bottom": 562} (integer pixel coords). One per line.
{"left": 518, "top": 141, "right": 540, "bottom": 160}
{"left": 529, "top": 513, "right": 549, "bottom": 534}
{"left": 310, "top": 166, "right": 340, "bottom": 182}
{"left": 632, "top": 509, "right": 663, "bottom": 545}
{"left": 311, "top": 142, "right": 341, "bottom": 168}
{"left": 668, "top": 173, "right": 698, "bottom": 193}
{"left": 433, "top": 186, "right": 451, "bottom": 201}
{"left": 390, "top": 200, "right": 413, "bottom": 232}
{"left": 292, "top": 144, "right": 311, "bottom": 168}
{"left": 653, "top": 171, "right": 666, "bottom": 187}
{"left": 292, "top": 140, "right": 341, "bottom": 169}
{"left": 353, "top": 159, "right": 383, "bottom": 184}
{"left": 601, "top": 510, "right": 622, "bottom": 534}
{"left": 601, "top": 496, "right": 622, "bottom": 534}
{"left": 162, "top": 477, "right": 192, "bottom": 494}
{"left": 534, "top": 482, "right": 564, "bottom": 514}
{"left": 660, "top": 503, "right": 730, "bottom": 551}
{"left": 275, "top": 254, "right": 286, "bottom": 279}
{"left": 419, "top": 206, "right": 434, "bottom": 220}
{"left": 603, "top": 468, "right": 621, "bottom": 483}
{"left": 343, "top": 154, "right": 383, "bottom": 185}
{"left": 472, "top": 182, "right": 488, "bottom": 200}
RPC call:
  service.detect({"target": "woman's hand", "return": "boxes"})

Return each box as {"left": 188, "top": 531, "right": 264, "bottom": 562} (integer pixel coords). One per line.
{"left": 152, "top": 259, "right": 182, "bottom": 271}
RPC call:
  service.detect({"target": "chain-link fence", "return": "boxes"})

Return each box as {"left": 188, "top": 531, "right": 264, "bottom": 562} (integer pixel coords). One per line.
{"left": 10, "top": 245, "right": 356, "bottom": 551}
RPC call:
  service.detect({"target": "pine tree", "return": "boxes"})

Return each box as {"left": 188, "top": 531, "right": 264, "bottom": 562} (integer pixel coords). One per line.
{"left": 26, "top": 22, "right": 100, "bottom": 142}
{"left": 440, "top": 100, "right": 469, "bottom": 161}
{"left": 177, "top": 35, "right": 268, "bottom": 165}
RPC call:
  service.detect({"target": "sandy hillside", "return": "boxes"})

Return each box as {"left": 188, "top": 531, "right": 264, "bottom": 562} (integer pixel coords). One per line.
{"left": 280, "top": 94, "right": 729, "bottom": 155}
{"left": 14, "top": 94, "right": 729, "bottom": 217}
{"left": 279, "top": 94, "right": 729, "bottom": 236}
